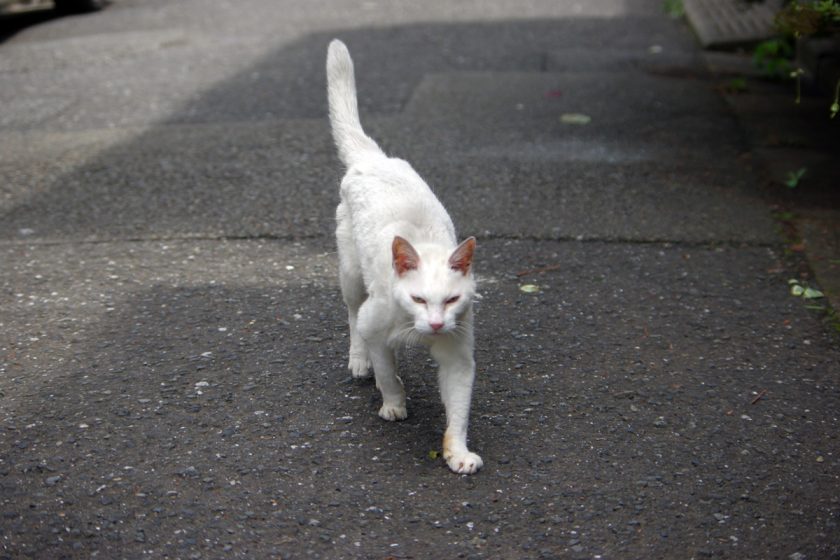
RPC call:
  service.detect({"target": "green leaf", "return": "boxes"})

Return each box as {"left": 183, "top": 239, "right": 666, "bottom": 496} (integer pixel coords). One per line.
{"left": 519, "top": 284, "right": 540, "bottom": 293}
{"left": 753, "top": 38, "right": 794, "bottom": 79}
{"left": 560, "top": 113, "right": 591, "bottom": 125}
{"left": 428, "top": 450, "right": 440, "bottom": 460}
{"left": 662, "top": 0, "right": 684, "bottom": 18}
{"left": 803, "top": 287, "right": 824, "bottom": 299}
{"left": 785, "top": 167, "right": 807, "bottom": 188}
{"left": 791, "top": 284, "right": 805, "bottom": 296}
{"left": 726, "top": 77, "right": 748, "bottom": 93}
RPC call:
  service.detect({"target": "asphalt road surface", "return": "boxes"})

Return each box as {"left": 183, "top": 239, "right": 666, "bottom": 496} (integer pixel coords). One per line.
{"left": 1, "top": 1, "right": 839, "bottom": 558}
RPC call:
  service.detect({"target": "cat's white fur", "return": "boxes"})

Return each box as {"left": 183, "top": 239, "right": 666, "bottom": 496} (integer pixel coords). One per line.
{"left": 326, "top": 39, "right": 482, "bottom": 474}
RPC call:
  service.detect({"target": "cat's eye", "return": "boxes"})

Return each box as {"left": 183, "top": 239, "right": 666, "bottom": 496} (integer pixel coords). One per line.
{"left": 411, "top": 296, "right": 427, "bottom": 305}
{"left": 445, "top": 295, "right": 460, "bottom": 305}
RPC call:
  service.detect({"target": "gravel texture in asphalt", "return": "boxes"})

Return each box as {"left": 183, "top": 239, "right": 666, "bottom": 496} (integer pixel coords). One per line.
{"left": 1, "top": 0, "right": 838, "bottom": 558}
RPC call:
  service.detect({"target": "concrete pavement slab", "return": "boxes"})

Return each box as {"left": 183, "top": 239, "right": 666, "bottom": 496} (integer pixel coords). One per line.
{"left": 2, "top": 12, "right": 696, "bottom": 132}
{"left": 2, "top": 0, "right": 838, "bottom": 558}
{"left": 716, "top": 75, "right": 840, "bottom": 326}
{"left": 418, "top": 158, "right": 779, "bottom": 244}
{"left": 0, "top": 65, "right": 777, "bottom": 244}
{"left": 1, "top": 238, "right": 838, "bottom": 558}
{"left": 401, "top": 71, "right": 744, "bottom": 159}
{"left": 0, "top": 121, "right": 341, "bottom": 241}
{"left": 544, "top": 47, "right": 706, "bottom": 73}
{"left": 0, "top": 120, "right": 776, "bottom": 244}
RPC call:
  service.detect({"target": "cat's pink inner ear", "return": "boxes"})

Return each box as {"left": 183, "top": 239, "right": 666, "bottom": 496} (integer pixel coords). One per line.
{"left": 449, "top": 237, "right": 476, "bottom": 275}
{"left": 392, "top": 236, "right": 420, "bottom": 276}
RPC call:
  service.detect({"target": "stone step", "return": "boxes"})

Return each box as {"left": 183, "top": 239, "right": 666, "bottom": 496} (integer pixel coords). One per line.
{"left": 684, "top": 0, "right": 783, "bottom": 49}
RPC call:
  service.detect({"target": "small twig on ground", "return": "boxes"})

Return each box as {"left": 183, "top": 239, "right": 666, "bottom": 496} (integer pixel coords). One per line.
{"left": 751, "top": 389, "right": 768, "bottom": 405}
{"left": 516, "top": 264, "right": 563, "bottom": 277}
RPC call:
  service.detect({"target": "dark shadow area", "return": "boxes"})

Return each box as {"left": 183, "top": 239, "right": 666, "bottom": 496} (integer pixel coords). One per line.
{"left": 2, "top": 240, "right": 839, "bottom": 558}
{"left": 0, "top": 282, "right": 447, "bottom": 557}
{"left": 158, "top": 17, "right": 698, "bottom": 125}
{"left": 0, "top": 5, "right": 63, "bottom": 43}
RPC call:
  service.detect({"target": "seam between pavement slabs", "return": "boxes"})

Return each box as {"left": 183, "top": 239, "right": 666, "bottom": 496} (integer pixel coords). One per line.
{"left": 0, "top": 232, "right": 783, "bottom": 249}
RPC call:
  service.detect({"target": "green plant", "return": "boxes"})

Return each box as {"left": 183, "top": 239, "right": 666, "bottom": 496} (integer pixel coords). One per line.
{"left": 771, "top": 1, "right": 840, "bottom": 112}
{"left": 785, "top": 167, "right": 807, "bottom": 188}
{"left": 663, "top": 0, "right": 684, "bottom": 18}
{"left": 753, "top": 38, "right": 795, "bottom": 79}
{"left": 789, "top": 278, "right": 824, "bottom": 299}
{"left": 724, "top": 77, "right": 749, "bottom": 93}
{"left": 776, "top": 0, "right": 840, "bottom": 36}
{"left": 788, "top": 279, "right": 840, "bottom": 333}
{"left": 775, "top": 210, "right": 797, "bottom": 222}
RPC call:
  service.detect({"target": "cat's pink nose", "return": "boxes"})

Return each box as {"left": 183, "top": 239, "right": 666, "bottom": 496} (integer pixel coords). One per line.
{"left": 430, "top": 322, "right": 444, "bottom": 332}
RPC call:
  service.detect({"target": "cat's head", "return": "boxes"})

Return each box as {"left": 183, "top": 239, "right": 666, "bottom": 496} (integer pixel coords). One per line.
{"left": 391, "top": 235, "right": 476, "bottom": 336}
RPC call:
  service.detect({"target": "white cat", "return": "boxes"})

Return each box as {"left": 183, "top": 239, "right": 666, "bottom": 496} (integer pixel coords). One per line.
{"left": 326, "top": 39, "right": 483, "bottom": 474}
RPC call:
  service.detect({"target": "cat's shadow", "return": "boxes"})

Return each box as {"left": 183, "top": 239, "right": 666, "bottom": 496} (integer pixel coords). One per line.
{"left": 341, "top": 347, "right": 449, "bottom": 460}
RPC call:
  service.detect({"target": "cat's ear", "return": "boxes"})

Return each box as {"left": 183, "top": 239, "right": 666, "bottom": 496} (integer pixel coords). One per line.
{"left": 392, "top": 236, "right": 420, "bottom": 276}
{"left": 449, "top": 237, "right": 476, "bottom": 275}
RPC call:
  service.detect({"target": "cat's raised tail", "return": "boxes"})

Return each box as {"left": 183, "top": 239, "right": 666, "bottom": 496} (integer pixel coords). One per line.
{"left": 326, "top": 39, "right": 383, "bottom": 167}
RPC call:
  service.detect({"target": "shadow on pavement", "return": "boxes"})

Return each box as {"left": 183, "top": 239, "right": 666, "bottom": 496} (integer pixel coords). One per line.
{"left": 0, "top": 8, "right": 63, "bottom": 43}
{"left": 0, "top": 16, "right": 768, "bottom": 244}
{"left": 2, "top": 13, "right": 840, "bottom": 560}
{"left": 3, "top": 238, "right": 839, "bottom": 558}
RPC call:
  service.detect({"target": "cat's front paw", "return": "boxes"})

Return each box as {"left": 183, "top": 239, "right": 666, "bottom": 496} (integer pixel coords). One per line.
{"left": 445, "top": 451, "right": 483, "bottom": 475}
{"left": 348, "top": 355, "right": 371, "bottom": 378}
{"left": 378, "top": 403, "right": 408, "bottom": 421}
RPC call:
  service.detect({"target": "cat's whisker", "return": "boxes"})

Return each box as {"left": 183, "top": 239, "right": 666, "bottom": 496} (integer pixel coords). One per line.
{"left": 392, "top": 321, "right": 426, "bottom": 347}
{"left": 448, "top": 321, "right": 470, "bottom": 340}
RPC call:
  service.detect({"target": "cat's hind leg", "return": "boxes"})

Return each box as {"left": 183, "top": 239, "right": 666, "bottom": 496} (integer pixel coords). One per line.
{"left": 336, "top": 203, "right": 371, "bottom": 378}
{"left": 342, "top": 279, "right": 371, "bottom": 378}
